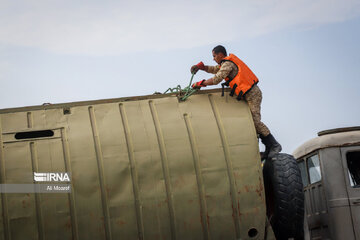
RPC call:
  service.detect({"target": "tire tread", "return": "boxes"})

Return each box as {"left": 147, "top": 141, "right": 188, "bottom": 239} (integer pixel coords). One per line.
{"left": 263, "top": 153, "right": 304, "bottom": 239}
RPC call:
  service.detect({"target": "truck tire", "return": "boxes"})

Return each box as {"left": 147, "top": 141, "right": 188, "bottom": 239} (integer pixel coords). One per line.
{"left": 263, "top": 153, "right": 304, "bottom": 240}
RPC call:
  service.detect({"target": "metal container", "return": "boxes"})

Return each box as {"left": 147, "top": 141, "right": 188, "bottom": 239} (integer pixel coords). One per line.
{"left": 0, "top": 89, "right": 270, "bottom": 240}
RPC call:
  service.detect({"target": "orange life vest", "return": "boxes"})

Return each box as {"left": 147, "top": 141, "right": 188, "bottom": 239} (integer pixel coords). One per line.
{"left": 221, "top": 54, "right": 259, "bottom": 100}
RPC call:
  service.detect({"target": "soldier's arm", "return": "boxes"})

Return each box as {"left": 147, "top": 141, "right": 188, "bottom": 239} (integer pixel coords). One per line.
{"left": 203, "top": 62, "right": 233, "bottom": 86}
{"left": 204, "top": 65, "right": 220, "bottom": 74}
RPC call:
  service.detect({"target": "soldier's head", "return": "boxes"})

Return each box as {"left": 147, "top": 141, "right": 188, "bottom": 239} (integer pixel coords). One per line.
{"left": 212, "top": 45, "right": 227, "bottom": 64}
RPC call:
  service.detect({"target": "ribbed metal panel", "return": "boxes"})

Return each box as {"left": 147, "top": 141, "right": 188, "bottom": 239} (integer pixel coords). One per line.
{"left": 0, "top": 89, "right": 267, "bottom": 240}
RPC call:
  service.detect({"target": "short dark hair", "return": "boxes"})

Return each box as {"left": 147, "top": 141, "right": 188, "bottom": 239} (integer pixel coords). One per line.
{"left": 212, "top": 45, "right": 227, "bottom": 56}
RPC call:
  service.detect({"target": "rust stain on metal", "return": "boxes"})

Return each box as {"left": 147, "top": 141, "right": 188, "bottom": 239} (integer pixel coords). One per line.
{"left": 255, "top": 179, "right": 264, "bottom": 198}
{"left": 200, "top": 210, "right": 204, "bottom": 225}
{"left": 231, "top": 202, "right": 237, "bottom": 221}
{"left": 22, "top": 200, "right": 30, "bottom": 208}
{"left": 99, "top": 217, "right": 106, "bottom": 233}
{"left": 65, "top": 219, "right": 72, "bottom": 230}
{"left": 117, "top": 220, "right": 126, "bottom": 226}
{"left": 105, "top": 185, "right": 111, "bottom": 195}
{"left": 238, "top": 202, "right": 242, "bottom": 217}
{"left": 174, "top": 176, "right": 186, "bottom": 188}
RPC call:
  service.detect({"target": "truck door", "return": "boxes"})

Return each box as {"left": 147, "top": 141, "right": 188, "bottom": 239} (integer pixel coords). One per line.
{"left": 1, "top": 127, "right": 75, "bottom": 239}
{"left": 341, "top": 146, "right": 360, "bottom": 239}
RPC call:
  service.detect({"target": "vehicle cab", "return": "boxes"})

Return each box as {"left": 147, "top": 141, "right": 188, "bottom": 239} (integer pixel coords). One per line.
{"left": 293, "top": 127, "right": 360, "bottom": 240}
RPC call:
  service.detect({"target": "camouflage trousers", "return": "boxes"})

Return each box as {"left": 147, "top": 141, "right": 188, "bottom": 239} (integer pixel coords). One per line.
{"left": 244, "top": 85, "right": 271, "bottom": 136}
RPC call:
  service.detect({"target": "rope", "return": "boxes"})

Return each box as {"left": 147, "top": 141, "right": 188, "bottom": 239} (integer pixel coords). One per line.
{"left": 162, "top": 73, "right": 198, "bottom": 101}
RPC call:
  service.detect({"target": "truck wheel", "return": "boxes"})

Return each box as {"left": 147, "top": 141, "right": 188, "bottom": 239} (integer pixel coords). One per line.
{"left": 263, "top": 153, "right": 304, "bottom": 240}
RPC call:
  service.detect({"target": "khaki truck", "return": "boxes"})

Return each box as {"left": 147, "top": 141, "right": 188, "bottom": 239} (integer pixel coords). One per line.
{"left": 0, "top": 88, "right": 303, "bottom": 240}
{"left": 293, "top": 127, "right": 360, "bottom": 240}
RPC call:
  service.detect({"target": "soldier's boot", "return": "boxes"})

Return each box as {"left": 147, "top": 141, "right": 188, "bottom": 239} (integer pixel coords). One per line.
{"left": 260, "top": 133, "right": 282, "bottom": 159}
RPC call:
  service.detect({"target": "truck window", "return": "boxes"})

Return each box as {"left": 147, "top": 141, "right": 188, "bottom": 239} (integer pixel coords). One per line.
{"left": 298, "top": 160, "right": 309, "bottom": 186}
{"left": 347, "top": 151, "right": 360, "bottom": 187}
{"left": 307, "top": 154, "right": 321, "bottom": 184}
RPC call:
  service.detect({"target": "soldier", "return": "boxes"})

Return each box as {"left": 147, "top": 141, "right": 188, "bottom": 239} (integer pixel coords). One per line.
{"left": 191, "top": 45, "right": 281, "bottom": 159}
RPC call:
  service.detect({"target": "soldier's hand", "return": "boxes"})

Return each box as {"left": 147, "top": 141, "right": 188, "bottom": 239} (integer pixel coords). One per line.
{"left": 190, "top": 62, "right": 205, "bottom": 74}
{"left": 190, "top": 65, "right": 199, "bottom": 74}
{"left": 192, "top": 80, "right": 207, "bottom": 89}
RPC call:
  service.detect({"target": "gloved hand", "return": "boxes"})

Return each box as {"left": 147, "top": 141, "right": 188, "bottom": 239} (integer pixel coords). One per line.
{"left": 192, "top": 80, "right": 207, "bottom": 89}
{"left": 190, "top": 61, "right": 205, "bottom": 74}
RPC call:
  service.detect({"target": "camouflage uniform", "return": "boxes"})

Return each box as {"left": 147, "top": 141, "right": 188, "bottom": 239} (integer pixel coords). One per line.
{"left": 206, "top": 61, "right": 271, "bottom": 136}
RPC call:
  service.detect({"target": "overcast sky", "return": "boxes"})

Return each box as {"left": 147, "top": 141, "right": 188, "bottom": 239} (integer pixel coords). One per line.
{"left": 1, "top": 0, "right": 360, "bottom": 153}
